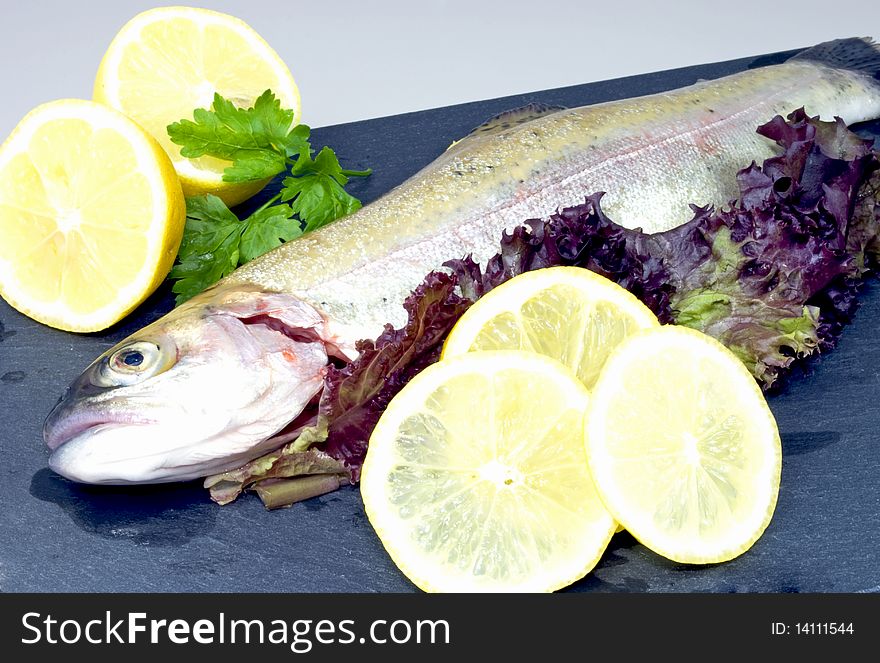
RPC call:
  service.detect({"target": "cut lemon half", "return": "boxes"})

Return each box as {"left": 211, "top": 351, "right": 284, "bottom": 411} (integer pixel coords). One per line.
{"left": 93, "top": 7, "right": 300, "bottom": 206}
{"left": 361, "top": 351, "right": 616, "bottom": 593}
{"left": 0, "top": 99, "right": 185, "bottom": 332}
{"left": 442, "top": 267, "right": 659, "bottom": 388}
{"left": 585, "top": 326, "right": 782, "bottom": 564}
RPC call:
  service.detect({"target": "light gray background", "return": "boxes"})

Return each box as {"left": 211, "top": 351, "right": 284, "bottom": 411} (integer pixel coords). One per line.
{"left": 1, "top": 0, "right": 879, "bottom": 139}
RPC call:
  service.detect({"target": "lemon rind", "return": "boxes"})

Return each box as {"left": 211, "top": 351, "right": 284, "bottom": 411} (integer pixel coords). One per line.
{"left": 361, "top": 350, "right": 616, "bottom": 592}
{"left": 585, "top": 326, "right": 782, "bottom": 565}
{"left": 93, "top": 6, "right": 301, "bottom": 198}
{"left": 0, "top": 99, "right": 184, "bottom": 332}
{"left": 442, "top": 265, "right": 659, "bottom": 361}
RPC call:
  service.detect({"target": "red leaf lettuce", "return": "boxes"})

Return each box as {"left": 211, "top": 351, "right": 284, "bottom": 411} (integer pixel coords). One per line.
{"left": 206, "top": 109, "right": 880, "bottom": 507}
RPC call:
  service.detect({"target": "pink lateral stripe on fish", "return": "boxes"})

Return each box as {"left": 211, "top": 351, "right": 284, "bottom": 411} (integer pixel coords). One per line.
{"left": 44, "top": 38, "right": 880, "bottom": 484}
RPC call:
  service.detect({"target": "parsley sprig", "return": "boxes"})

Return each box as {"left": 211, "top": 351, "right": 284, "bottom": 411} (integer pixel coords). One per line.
{"left": 166, "top": 90, "right": 371, "bottom": 304}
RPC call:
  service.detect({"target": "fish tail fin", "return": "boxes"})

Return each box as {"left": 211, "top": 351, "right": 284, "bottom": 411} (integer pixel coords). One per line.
{"left": 791, "top": 37, "right": 880, "bottom": 80}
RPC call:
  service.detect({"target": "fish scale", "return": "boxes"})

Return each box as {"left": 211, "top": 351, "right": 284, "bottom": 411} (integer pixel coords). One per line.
{"left": 43, "top": 38, "right": 880, "bottom": 484}
{"left": 227, "top": 56, "right": 880, "bottom": 341}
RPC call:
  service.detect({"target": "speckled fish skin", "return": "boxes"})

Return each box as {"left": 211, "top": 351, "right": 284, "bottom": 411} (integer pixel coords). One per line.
{"left": 45, "top": 40, "right": 880, "bottom": 484}
{"left": 227, "top": 58, "right": 880, "bottom": 341}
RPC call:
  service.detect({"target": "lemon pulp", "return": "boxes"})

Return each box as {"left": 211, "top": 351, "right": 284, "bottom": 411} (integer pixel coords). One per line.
{"left": 93, "top": 6, "right": 300, "bottom": 206}
{"left": 442, "top": 266, "right": 659, "bottom": 388}
{"left": 0, "top": 99, "right": 185, "bottom": 331}
{"left": 361, "top": 351, "right": 615, "bottom": 592}
{"left": 585, "top": 326, "right": 782, "bottom": 564}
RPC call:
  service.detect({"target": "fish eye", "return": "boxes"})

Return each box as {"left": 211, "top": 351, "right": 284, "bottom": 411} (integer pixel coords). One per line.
{"left": 92, "top": 341, "right": 173, "bottom": 387}
{"left": 114, "top": 349, "right": 146, "bottom": 369}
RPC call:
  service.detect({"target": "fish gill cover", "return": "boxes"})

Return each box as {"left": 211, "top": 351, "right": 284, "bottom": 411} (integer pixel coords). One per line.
{"left": 206, "top": 109, "right": 880, "bottom": 507}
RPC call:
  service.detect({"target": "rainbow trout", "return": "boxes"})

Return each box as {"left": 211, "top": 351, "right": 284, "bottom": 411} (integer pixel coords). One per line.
{"left": 45, "top": 38, "right": 880, "bottom": 483}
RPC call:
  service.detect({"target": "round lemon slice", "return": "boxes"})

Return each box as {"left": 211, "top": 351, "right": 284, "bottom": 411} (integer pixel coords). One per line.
{"left": 361, "top": 351, "right": 616, "bottom": 593}
{"left": 0, "top": 99, "right": 185, "bottom": 332}
{"left": 442, "top": 266, "right": 659, "bottom": 388}
{"left": 585, "top": 326, "right": 782, "bottom": 564}
{"left": 93, "top": 7, "right": 300, "bottom": 207}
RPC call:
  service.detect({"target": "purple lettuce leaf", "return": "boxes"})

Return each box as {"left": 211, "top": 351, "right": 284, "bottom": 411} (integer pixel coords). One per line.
{"left": 657, "top": 110, "right": 878, "bottom": 385}
{"left": 206, "top": 273, "right": 470, "bottom": 504}
{"left": 207, "top": 109, "right": 880, "bottom": 507}
{"left": 449, "top": 201, "right": 675, "bottom": 322}
{"left": 318, "top": 273, "right": 470, "bottom": 481}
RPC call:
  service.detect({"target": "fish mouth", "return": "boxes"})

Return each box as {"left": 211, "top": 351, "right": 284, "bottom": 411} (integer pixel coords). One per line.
{"left": 46, "top": 421, "right": 287, "bottom": 485}
{"left": 46, "top": 422, "right": 162, "bottom": 485}
{"left": 43, "top": 400, "right": 153, "bottom": 451}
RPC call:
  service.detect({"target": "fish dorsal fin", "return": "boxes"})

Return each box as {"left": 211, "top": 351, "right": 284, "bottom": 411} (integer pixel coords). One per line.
{"left": 469, "top": 102, "right": 567, "bottom": 136}
{"left": 446, "top": 102, "right": 566, "bottom": 152}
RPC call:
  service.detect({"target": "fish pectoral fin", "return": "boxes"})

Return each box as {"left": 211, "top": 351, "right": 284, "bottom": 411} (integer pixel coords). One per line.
{"left": 446, "top": 102, "right": 567, "bottom": 152}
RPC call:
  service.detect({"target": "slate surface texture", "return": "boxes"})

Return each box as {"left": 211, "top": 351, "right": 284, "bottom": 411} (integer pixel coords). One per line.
{"left": 2, "top": 49, "right": 879, "bottom": 592}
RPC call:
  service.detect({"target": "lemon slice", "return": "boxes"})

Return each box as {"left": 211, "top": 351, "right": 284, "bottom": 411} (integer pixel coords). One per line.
{"left": 585, "top": 326, "right": 782, "bottom": 564}
{"left": 361, "top": 351, "right": 616, "bottom": 593}
{"left": 442, "top": 266, "right": 659, "bottom": 388}
{"left": 93, "top": 7, "right": 300, "bottom": 207}
{"left": 0, "top": 99, "right": 185, "bottom": 332}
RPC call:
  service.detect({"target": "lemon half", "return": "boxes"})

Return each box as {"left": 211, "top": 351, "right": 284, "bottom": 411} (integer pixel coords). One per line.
{"left": 442, "top": 266, "right": 659, "bottom": 388}
{"left": 361, "top": 351, "right": 616, "bottom": 593}
{"left": 94, "top": 6, "right": 300, "bottom": 207}
{"left": 0, "top": 99, "right": 185, "bottom": 332}
{"left": 585, "top": 326, "right": 782, "bottom": 564}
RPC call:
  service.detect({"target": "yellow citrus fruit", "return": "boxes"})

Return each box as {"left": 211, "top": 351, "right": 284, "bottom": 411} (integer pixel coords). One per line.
{"left": 93, "top": 6, "right": 300, "bottom": 207}
{"left": 442, "top": 266, "right": 659, "bottom": 389}
{"left": 585, "top": 326, "right": 782, "bottom": 564}
{"left": 0, "top": 99, "right": 185, "bottom": 332}
{"left": 361, "top": 351, "right": 616, "bottom": 592}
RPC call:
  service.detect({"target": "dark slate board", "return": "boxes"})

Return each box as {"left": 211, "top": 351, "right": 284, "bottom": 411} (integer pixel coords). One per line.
{"left": 2, "top": 50, "right": 880, "bottom": 593}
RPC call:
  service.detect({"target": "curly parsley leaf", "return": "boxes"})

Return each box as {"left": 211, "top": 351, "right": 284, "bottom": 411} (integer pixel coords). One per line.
{"left": 281, "top": 147, "right": 368, "bottom": 230}
{"left": 239, "top": 204, "right": 301, "bottom": 262}
{"left": 167, "top": 90, "right": 310, "bottom": 182}
{"left": 166, "top": 91, "right": 372, "bottom": 304}
{"left": 170, "top": 196, "right": 302, "bottom": 305}
{"left": 169, "top": 196, "right": 243, "bottom": 304}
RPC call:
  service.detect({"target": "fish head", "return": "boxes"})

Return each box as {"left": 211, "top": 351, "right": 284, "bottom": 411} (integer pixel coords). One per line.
{"left": 44, "top": 284, "right": 334, "bottom": 484}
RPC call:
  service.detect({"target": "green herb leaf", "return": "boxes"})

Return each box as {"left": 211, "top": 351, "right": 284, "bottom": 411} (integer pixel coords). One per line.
{"left": 167, "top": 91, "right": 372, "bottom": 305}
{"left": 281, "top": 147, "right": 364, "bottom": 231}
{"left": 167, "top": 90, "right": 309, "bottom": 183}
{"left": 176, "top": 195, "right": 241, "bottom": 257}
{"left": 169, "top": 195, "right": 243, "bottom": 304}
{"left": 239, "top": 204, "right": 302, "bottom": 262}
{"left": 220, "top": 151, "right": 288, "bottom": 183}
{"left": 170, "top": 253, "right": 236, "bottom": 305}
{"left": 283, "top": 124, "right": 312, "bottom": 158}
{"left": 169, "top": 195, "right": 312, "bottom": 304}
